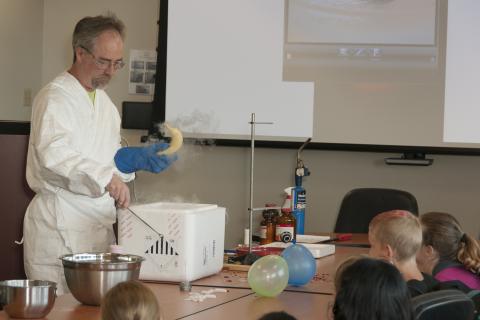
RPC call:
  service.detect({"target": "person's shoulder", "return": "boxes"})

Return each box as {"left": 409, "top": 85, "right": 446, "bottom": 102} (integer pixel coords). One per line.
{"left": 434, "top": 279, "right": 472, "bottom": 293}
{"left": 407, "top": 273, "right": 439, "bottom": 297}
{"left": 436, "top": 266, "right": 480, "bottom": 290}
{"left": 428, "top": 267, "right": 472, "bottom": 293}
{"left": 33, "top": 72, "right": 83, "bottom": 113}
{"left": 38, "top": 72, "right": 74, "bottom": 97}
{"left": 49, "top": 72, "right": 80, "bottom": 92}
{"left": 422, "top": 273, "right": 438, "bottom": 285}
{"left": 433, "top": 260, "right": 464, "bottom": 276}
{"left": 407, "top": 278, "right": 429, "bottom": 297}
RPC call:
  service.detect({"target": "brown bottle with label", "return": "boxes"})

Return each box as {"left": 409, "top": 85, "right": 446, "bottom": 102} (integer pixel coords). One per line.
{"left": 260, "top": 204, "right": 278, "bottom": 245}
{"left": 275, "top": 207, "right": 296, "bottom": 243}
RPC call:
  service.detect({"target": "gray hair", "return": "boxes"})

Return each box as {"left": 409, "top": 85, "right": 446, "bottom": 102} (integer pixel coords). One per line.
{"left": 72, "top": 13, "right": 125, "bottom": 62}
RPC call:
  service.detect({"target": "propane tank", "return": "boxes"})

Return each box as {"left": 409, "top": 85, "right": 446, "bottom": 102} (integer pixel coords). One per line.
{"left": 292, "top": 185, "right": 306, "bottom": 234}
{"left": 292, "top": 138, "right": 311, "bottom": 234}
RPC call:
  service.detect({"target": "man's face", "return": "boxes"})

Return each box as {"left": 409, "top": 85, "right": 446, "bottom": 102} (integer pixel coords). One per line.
{"left": 83, "top": 30, "right": 124, "bottom": 89}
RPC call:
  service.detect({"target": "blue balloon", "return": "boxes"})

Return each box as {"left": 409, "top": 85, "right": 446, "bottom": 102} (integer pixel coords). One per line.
{"left": 281, "top": 244, "right": 316, "bottom": 286}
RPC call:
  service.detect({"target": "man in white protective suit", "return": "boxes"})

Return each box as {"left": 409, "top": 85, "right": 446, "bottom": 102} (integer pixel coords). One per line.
{"left": 24, "top": 14, "right": 176, "bottom": 295}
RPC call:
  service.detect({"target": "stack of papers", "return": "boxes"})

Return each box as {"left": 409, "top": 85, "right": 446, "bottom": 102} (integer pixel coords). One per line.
{"left": 295, "top": 234, "right": 330, "bottom": 243}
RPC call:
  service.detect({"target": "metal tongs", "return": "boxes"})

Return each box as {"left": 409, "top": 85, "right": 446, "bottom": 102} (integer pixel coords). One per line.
{"left": 125, "top": 207, "right": 164, "bottom": 240}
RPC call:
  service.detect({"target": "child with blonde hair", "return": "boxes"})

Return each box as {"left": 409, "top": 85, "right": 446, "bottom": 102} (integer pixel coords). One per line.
{"left": 417, "top": 211, "right": 480, "bottom": 289}
{"left": 101, "top": 280, "right": 163, "bottom": 320}
{"left": 368, "top": 210, "right": 470, "bottom": 297}
{"left": 368, "top": 210, "right": 423, "bottom": 278}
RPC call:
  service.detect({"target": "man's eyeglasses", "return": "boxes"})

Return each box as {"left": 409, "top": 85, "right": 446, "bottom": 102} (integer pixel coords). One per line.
{"left": 80, "top": 46, "right": 125, "bottom": 70}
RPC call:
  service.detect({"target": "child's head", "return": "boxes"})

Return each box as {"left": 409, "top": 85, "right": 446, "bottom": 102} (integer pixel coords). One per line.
{"left": 333, "top": 257, "right": 414, "bottom": 320}
{"left": 418, "top": 211, "right": 480, "bottom": 274}
{"left": 368, "top": 210, "right": 422, "bottom": 264}
{"left": 334, "top": 255, "right": 363, "bottom": 291}
{"left": 101, "top": 280, "right": 162, "bottom": 320}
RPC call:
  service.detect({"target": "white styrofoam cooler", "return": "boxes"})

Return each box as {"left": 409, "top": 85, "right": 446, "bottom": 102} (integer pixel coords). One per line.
{"left": 118, "top": 202, "right": 226, "bottom": 282}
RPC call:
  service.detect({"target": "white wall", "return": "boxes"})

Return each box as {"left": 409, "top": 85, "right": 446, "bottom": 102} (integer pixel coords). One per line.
{"left": 0, "top": 0, "right": 158, "bottom": 124}
{"left": 133, "top": 145, "right": 480, "bottom": 248}
{"left": 41, "top": 0, "right": 159, "bottom": 103}
{"left": 0, "top": 0, "right": 43, "bottom": 120}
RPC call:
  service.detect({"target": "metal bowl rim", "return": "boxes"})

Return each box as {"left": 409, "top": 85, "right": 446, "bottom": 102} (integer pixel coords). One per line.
{"left": 0, "top": 279, "right": 57, "bottom": 288}
{"left": 59, "top": 252, "right": 145, "bottom": 264}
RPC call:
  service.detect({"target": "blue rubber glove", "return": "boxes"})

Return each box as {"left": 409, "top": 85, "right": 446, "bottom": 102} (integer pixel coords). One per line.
{"left": 114, "top": 143, "right": 177, "bottom": 174}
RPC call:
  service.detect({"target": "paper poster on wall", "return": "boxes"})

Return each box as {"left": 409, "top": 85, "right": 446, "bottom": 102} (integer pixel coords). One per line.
{"left": 128, "top": 49, "right": 157, "bottom": 95}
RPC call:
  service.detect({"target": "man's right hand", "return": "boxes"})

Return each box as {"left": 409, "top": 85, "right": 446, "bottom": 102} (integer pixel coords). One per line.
{"left": 106, "top": 174, "right": 130, "bottom": 208}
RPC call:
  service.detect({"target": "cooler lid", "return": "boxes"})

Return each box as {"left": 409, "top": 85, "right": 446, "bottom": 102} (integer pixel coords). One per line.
{"left": 129, "top": 202, "right": 218, "bottom": 214}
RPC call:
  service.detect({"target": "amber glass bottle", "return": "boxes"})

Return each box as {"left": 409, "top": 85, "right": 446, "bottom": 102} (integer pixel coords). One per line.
{"left": 260, "top": 204, "right": 278, "bottom": 245}
{"left": 275, "top": 208, "right": 296, "bottom": 243}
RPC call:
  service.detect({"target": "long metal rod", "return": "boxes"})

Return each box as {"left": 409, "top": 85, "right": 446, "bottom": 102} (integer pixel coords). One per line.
{"left": 126, "top": 207, "right": 164, "bottom": 240}
{"left": 247, "top": 114, "right": 274, "bottom": 253}
{"left": 249, "top": 113, "right": 255, "bottom": 253}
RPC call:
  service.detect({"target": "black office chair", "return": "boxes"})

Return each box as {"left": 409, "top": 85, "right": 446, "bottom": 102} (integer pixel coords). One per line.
{"left": 467, "top": 290, "right": 480, "bottom": 319}
{"left": 334, "top": 188, "right": 419, "bottom": 233}
{"left": 412, "top": 289, "right": 475, "bottom": 320}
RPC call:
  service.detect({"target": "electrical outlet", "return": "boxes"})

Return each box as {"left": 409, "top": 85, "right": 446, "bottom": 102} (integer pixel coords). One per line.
{"left": 23, "top": 88, "right": 32, "bottom": 107}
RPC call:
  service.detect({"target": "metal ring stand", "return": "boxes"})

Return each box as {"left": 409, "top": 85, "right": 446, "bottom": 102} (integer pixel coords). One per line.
{"left": 247, "top": 113, "right": 275, "bottom": 253}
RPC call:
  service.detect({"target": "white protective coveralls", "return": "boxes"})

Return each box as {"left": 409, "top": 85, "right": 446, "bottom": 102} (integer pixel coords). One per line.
{"left": 24, "top": 71, "right": 134, "bottom": 294}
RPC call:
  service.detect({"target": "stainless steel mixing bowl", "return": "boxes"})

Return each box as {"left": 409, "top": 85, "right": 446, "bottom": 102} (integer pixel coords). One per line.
{"left": 0, "top": 279, "right": 56, "bottom": 318}
{"left": 60, "top": 252, "right": 144, "bottom": 306}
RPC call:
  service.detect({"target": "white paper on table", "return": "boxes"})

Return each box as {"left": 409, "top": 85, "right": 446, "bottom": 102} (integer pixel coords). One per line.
{"left": 261, "top": 240, "right": 335, "bottom": 259}
{"left": 295, "top": 234, "right": 330, "bottom": 243}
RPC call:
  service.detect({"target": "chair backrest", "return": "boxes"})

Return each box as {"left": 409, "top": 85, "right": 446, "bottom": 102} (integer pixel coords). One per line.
{"left": 467, "top": 290, "right": 480, "bottom": 319}
{"left": 334, "top": 188, "right": 419, "bottom": 233}
{"left": 412, "top": 289, "right": 475, "bottom": 320}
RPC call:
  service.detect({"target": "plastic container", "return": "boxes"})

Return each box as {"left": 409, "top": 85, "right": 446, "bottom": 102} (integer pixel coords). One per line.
{"left": 118, "top": 202, "right": 226, "bottom": 282}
